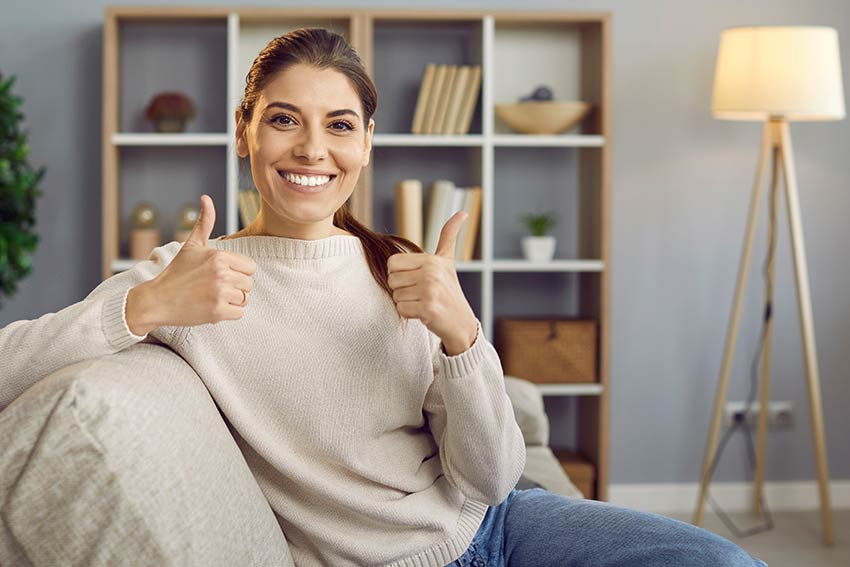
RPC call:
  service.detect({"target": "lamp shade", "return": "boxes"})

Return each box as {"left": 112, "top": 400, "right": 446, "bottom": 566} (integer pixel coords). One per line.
{"left": 712, "top": 26, "right": 846, "bottom": 121}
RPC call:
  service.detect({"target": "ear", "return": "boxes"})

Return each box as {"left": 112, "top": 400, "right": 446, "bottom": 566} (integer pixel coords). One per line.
{"left": 235, "top": 109, "right": 249, "bottom": 158}
{"left": 361, "top": 118, "right": 374, "bottom": 167}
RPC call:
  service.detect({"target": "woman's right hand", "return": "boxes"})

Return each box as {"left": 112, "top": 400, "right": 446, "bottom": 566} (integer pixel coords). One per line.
{"left": 125, "top": 194, "right": 257, "bottom": 335}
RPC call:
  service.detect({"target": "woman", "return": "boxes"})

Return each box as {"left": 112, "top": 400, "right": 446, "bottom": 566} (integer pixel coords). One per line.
{"left": 0, "top": 28, "right": 765, "bottom": 567}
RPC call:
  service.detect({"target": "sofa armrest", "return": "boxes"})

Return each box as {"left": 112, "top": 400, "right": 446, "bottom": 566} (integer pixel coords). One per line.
{"left": 0, "top": 342, "right": 293, "bottom": 567}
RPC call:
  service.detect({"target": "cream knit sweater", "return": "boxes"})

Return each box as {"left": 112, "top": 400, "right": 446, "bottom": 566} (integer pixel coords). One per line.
{"left": 0, "top": 234, "right": 525, "bottom": 567}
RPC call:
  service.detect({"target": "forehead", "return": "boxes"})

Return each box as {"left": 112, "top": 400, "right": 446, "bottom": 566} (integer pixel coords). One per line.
{"left": 258, "top": 64, "right": 362, "bottom": 114}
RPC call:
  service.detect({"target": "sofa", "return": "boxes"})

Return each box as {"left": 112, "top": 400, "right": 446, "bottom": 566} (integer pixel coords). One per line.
{"left": 0, "top": 341, "right": 581, "bottom": 566}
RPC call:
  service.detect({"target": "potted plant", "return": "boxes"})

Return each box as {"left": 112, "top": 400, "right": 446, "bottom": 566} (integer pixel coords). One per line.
{"left": 520, "top": 211, "right": 557, "bottom": 261}
{"left": 0, "top": 72, "right": 45, "bottom": 308}
{"left": 145, "top": 91, "right": 196, "bottom": 133}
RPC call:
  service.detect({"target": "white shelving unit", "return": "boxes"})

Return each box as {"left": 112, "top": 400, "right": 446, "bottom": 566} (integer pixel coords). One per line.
{"left": 103, "top": 7, "right": 610, "bottom": 500}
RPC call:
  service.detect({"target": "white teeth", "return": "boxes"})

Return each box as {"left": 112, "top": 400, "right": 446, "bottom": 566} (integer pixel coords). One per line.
{"left": 282, "top": 171, "right": 332, "bottom": 187}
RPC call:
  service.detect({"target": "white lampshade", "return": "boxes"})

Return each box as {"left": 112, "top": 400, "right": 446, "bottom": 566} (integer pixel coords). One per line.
{"left": 712, "top": 26, "right": 846, "bottom": 121}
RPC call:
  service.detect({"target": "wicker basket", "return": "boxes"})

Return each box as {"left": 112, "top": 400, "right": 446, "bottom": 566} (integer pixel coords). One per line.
{"left": 495, "top": 317, "right": 597, "bottom": 383}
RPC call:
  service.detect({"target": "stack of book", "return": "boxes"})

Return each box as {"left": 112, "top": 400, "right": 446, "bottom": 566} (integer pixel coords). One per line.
{"left": 410, "top": 63, "right": 483, "bottom": 135}
{"left": 395, "top": 179, "right": 482, "bottom": 261}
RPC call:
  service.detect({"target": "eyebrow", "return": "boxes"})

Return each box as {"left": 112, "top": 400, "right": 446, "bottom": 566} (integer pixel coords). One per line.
{"left": 265, "top": 101, "right": 360, "bottom": 121}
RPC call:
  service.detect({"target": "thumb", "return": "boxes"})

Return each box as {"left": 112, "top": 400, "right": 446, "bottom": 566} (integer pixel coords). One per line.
{"left": 434, "top": 211, "right": 468, "bottom": 259}
{"left": 184, "top": 194, "right": 215, "bottom": 248}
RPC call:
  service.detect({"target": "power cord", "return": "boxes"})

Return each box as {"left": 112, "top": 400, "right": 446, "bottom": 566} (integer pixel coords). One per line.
{"left": 704, "top": 154, "right": 781, "bottom": 537}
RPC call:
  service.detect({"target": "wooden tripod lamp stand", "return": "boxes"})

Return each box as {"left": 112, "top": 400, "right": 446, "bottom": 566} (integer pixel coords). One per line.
{"left": 694, "top": 26, "right": 845, "bottom": 545}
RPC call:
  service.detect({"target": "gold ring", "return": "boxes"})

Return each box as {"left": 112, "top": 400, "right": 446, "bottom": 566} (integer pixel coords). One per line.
{"left": 239, "top": 289, "right": 247, "bottom": 307}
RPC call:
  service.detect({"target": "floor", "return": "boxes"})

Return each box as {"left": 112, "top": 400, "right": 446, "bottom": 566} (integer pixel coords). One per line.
{"left": 666, "top": 510, "right": 850, "bottom": 567}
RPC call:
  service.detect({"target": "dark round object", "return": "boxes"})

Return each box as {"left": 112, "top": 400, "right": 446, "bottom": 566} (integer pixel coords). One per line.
{"left": 531, "top": 86, "right": 554, "bottom": 101}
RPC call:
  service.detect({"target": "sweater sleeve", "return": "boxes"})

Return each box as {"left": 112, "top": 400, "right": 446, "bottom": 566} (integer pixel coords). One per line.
{"left": 0, "top": 241, "right": 185, "bottom": 411}
{"left": 423, "top": 319, "right": 526, "bottom": 506}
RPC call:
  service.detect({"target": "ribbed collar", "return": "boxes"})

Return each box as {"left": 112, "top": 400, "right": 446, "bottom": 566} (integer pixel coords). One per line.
{"left": 210, "top": 234, "right": 363, "bottom": 259}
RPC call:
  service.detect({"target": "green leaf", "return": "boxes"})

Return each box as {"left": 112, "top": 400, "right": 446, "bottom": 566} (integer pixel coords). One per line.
{"left": 0, "top": 71, "right": 44, "bottom": 308}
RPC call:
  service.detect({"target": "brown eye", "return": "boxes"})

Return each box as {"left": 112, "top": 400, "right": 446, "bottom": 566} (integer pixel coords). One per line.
{"left": 331, "top": 120, "right": 354, "bottom": 131}
{"left": 270, "top": 114, "right": 296, "bottom": 126}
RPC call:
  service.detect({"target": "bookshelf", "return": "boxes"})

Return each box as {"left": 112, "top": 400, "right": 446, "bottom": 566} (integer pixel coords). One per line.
{"left": 102, "top": 7, "right": 610, "bottom": 501}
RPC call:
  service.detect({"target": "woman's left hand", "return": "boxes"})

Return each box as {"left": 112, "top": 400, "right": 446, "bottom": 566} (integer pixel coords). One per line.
{"left": 387, "top": 212, "right": 479, "bottom": 356}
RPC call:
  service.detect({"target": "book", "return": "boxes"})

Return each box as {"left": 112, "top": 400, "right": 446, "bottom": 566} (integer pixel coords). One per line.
{"left": 457, "top": 186, "right": 482, "bottom": 261}
{"left": 440, "top": 65, "right": 470, "bottom": 135}
{"left": 423, "top": 179, "right": 457, "bottom": 254}
{"left": 427, "top": 65, "right": 457, "bottom": 134}
{"left": 455, "top": 65, "right": 482, "bottom": 135}
{"left": 394, "top": 179, "right": 423, "bottom": 248}
{"left": 420, "top": 64, "right": 447, "bottom": 136}
{"left": 410, "top": 64, "right": 436, "bottom": 134}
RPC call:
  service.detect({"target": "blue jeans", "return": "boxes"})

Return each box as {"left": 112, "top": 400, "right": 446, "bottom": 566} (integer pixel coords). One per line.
{"left": 447, "top": 488, "right": 767, "bottom": 567}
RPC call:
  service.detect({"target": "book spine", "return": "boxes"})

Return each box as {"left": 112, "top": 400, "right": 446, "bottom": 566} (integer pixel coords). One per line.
{"left": 455, "top": 65, "right": 482, "bottom": 135}
{"left": 421, "top": 64, "right": 447, "bottom": 136}
{"left": 394, "top": 179, "right": 423, "bottom": 247}
{"left": 411, "top": 63, "right": 436, "bottom": 134}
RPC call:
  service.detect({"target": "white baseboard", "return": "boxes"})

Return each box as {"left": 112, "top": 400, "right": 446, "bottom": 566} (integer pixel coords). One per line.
{"left": 608, "top": 480, "right": 850, "bottom": 514}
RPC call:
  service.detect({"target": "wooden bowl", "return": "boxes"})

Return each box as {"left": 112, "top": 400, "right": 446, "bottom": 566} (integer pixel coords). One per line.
{"left": 495, "top": 101, "right": 591, "bottom": 135}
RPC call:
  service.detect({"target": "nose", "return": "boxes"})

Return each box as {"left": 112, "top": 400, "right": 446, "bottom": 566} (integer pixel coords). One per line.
{"left": 293, "top": 124, "right": 328, "bottom": 162}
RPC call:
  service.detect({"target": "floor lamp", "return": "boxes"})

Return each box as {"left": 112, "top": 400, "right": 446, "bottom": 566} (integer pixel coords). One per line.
{"left": 693, "top": 26, "right": 845, "bottom": 546}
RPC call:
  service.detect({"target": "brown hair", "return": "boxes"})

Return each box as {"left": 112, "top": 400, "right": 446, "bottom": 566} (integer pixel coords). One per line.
{"left": 239, "top": 28, "right": 424, "bottom": 309}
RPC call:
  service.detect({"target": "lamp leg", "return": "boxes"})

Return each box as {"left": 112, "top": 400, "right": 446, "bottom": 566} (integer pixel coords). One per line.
{"left": 694, "top": 121, "right": 773, "bottom": 526}
{"left": 777, "top": 120, "right": 834, "bottom": 546}
{"left": 753, "top": 127, "right": 780, "bottom": 517}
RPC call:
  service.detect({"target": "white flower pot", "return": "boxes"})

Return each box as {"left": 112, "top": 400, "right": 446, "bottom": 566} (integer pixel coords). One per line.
{"left": 521, "top": 235, "right": 556, "bottom": 261}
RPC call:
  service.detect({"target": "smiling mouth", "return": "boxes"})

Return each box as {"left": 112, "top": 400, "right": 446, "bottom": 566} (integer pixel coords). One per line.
{"left": 278, "top": 170, "right": 337, "bottom": 189}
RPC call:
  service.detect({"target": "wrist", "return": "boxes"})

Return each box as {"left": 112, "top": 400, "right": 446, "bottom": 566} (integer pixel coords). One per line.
{"left": 440, "top": 319, "right": 479, "bottom": 356}
{"left": 125, "top": 281, "right": 160, "bottom": 336}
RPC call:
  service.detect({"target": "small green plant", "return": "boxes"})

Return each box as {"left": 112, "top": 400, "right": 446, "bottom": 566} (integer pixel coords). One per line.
{"left": 520, "top": 212, "right": 557, "bottom": 237}
{"left": 0, "top": 72, "right": 45, "bottom": 308}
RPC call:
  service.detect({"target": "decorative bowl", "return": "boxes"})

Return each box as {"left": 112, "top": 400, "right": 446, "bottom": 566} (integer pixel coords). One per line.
{"left": 495, "top": 100, "right": 591, "bottom": 135}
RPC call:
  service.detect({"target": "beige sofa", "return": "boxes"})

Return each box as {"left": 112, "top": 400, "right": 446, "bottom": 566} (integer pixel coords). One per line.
{"left": 0, "top": 342, "right": 581, "bottom": 567}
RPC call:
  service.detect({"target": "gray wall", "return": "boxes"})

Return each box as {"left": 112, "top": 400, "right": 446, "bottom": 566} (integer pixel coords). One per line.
{"left": 1, "top": 0, "right": 848, "bottom": 485}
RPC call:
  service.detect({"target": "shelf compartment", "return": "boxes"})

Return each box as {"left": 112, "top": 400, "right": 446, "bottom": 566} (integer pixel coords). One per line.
{"left": 371, "top": 18, "right": 483, "bottom": 135}
{"left": 119, "top": 19, "right": 228, "bottom": 134}
{"left": 492, "top": 20, "right": 604, "bottom": 137}
{"left": 118, "top": 146, "right": 227, "bottom": 258}
{"left": 493, "top": 146, "right": 580, "bottom": 261}
{"left": 371, "top": 146, "right": 482, "bottom": 247}
{"left": 493, "top": 272, "right": 582, "bottom": 318}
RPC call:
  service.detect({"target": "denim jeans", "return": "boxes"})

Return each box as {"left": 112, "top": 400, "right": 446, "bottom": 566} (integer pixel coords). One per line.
{"left": 447, "top": 488, "right": 767, "bottom": 567}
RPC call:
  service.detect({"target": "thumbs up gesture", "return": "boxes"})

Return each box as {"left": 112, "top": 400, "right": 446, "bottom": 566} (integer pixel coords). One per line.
{"left": 387, "top": 211, "right": 479, "bottom": 356}
{"left": 129, "top": 195, "right": 258, "bottom": 334}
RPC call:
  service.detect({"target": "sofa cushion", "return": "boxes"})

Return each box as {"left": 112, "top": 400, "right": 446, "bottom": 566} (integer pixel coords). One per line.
{"left": 504, "top": 375, "right": 549, "bottom": 446}
{"left": 0, "top": 343, "right": 293, "bottom": 567}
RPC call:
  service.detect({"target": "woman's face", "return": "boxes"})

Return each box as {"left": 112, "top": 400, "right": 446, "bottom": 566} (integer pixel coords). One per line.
{"left": 235, "top": 63, "right": 374, "bottom": 239}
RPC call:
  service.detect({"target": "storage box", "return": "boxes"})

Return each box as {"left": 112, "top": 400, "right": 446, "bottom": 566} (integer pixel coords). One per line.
{"left": 553, "top": 449, "right": 596, "bottom": 499}
{"left": 495, "top": 317, "right": 597, "bottom": 383}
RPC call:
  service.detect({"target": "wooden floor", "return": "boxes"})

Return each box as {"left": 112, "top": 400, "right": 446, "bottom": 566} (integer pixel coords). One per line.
{"left": 666, "top": 510, "right": 850, "bottom": 567}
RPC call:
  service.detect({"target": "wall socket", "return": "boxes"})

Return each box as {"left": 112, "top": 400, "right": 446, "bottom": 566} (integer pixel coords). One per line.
{"left": 724, "top": 401, "right": 793, "bottom": 429}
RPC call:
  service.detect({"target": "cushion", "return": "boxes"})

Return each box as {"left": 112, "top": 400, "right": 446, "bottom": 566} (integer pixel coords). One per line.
{"left": 504, "top": 375, "right": 549, "bottom": 446}
{"left": 0, "top": 343, "right": 293, "bottom": 567}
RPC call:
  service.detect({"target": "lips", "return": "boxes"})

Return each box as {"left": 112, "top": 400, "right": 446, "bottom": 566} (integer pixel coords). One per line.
{"left": 277, "top": 170, "right": 337, "bottom": 193}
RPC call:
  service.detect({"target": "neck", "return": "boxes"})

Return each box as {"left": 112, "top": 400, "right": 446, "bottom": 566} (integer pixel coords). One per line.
{"left": 240, "top": 209, "right": 350, "bottom": 240}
